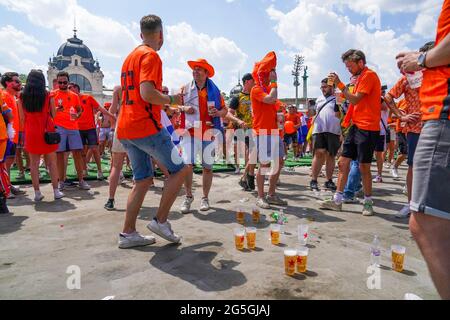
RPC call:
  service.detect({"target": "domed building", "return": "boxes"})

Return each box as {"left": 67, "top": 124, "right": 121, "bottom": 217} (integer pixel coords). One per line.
{"left": 47, "top": 29, "right": 110, "bottom": 103}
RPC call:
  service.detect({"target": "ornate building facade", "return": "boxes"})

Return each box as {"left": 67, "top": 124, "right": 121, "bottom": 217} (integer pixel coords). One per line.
{"left": 47, "top": 29, "right": 112, "bottom": 105}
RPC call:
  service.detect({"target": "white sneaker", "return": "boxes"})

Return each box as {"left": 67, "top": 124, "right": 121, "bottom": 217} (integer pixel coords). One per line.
{"left": 147, "top": 218, "right": 181, "bottom": 243}
{"left": 256, "top": 197, "right": 271, "bottom": 209}
{"left": 372, "top": 175, "right": 383, "bottom": 183}
{"left": 97, "top": 171, "right": 104, "bottom": 180}
{"left": 404, "top": 293, "right": 423, "bottom": 300}
{"left": 58, "top": 182, "right": 65, "bottom": 191}
{"left": 79, "top": 180, "right": 91, "bottom": 190}
{"left": 34, "top": 193, "right": 44, "bottom": 202}
{"left": 391, "top": 167, "right": 399, "bottom": 179}
{"left": 200, "top": 197, "right": 210, "bottom": 211}
{"left": 234, "top": 167, "right": 241, "bottom": 174}
{"left": 180, "top": 196, "right": 194, "bottom": 214}
{"left": 118, "top": 232, "right": 156, "bottom": 249}
{"left": 54, "top": 190, "right": 65, "bottom": 200}
{"left": 395, "top": 205, "right": 411, "bottom": 219}
{"left": 402, "top": 185, "right": 408, "bottom": 196}
{"left": 119, "top": 171, "right": 125, "bottom": 184}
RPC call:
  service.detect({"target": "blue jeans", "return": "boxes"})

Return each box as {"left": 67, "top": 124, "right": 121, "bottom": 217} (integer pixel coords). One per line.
{"left": 121, "top": 128, "right": 185, "bottom": 181}
{"left": 344, "top": 160, "right": 362, "bottom": 200}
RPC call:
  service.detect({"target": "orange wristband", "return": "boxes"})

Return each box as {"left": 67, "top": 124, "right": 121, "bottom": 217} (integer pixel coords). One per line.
{"left": 270, "top": 82, "right": 278, "bottom": 89}
{"left": 337, "top": 82, "right": 346, "bottom": 91}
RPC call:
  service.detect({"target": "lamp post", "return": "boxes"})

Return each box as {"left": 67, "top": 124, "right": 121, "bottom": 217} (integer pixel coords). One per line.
{"left": 292, "top": 55, "right": 304, "bottom": 109}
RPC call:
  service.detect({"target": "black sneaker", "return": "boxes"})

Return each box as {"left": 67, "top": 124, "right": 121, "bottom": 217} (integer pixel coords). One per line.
{"left": 104, "top": 199, "right": 115, "bottom": 211}
{"left": 310, "top": 180, "right": 320, "bottom": 192}
{"left": 324, "top": 180, "right": 337, "bottom": 191}
{"left": 239, "top": 178, "right": 249, "bottom": 191}
{"left": 246, "top": 173, "right": 255, "bottom": 191}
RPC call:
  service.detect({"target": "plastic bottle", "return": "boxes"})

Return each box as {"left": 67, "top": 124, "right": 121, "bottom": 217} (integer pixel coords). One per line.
{"left": 370, "top": 235, "right": 381, "bottom": 267}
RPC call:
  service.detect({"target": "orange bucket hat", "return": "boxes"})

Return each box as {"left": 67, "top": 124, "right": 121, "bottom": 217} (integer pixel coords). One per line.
{"left": 187, "top": 58, "right": 215, "bottom": 78}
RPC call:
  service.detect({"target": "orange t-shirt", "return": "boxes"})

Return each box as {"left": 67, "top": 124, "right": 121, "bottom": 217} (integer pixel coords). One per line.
{"left": 78, "top": 94, "right": 100, "bottom": 130}
{"left": 187, "top": 87, "right": 225, "bottom": 141}
{"left": 351, "top": 67, "right": 382, "bottom": 131}
{"left": 251, "top": 85, "right": 279, "bottom": 136}
{"left": 0, "top": 90, "right": 9, "bottom": 141}
{"left": 395, "top": 99, "right": 408, "bottom": 133}
{"left": 284, "top": 112, "right": 300, "bottom": 134}
{"left": 117, "top": 45, "right": 163, "bottom": 140}
{"left": 2, "top": 91, "right": 20, "bottom": 143}
{"left": 388, "top": 76, "right": 422, "bottom": 134}
{"left": 53, "top": 89, "right": 81, "bottom": 130}
{"left": 419, "top": 0, "right": 450, "bottom": 121}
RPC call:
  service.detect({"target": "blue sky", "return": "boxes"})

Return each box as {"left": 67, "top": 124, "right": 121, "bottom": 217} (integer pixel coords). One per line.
{"left": 0, "top": 0, "right": 442, "bottom": 99}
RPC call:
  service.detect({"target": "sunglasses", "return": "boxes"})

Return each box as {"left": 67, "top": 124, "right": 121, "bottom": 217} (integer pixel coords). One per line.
{"left": 162, "top": 91, "right": 169, "bottom": 94}
{"left": 58, "top": 81, "right": 68, "bottom": 85}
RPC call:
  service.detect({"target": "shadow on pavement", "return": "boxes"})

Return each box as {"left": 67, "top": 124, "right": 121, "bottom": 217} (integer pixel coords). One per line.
{"left": 137, "top": 241, "right": 248, "bottom": 292}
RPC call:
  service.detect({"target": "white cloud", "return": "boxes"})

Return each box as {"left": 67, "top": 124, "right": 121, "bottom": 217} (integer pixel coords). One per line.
{"left": 0, "top": 0, "right": 139, "bottom": 59}
{"left": 163, "top": 22, "right": 248, "bottom": 92}
{"left": 267, "top": 2, "right": 414, "bottom": 97}
{"left": 412, "top": 2, "right": 442, "bottom": 39}
{"left": 0, "top": 25, "right": 46, "bottom": 75}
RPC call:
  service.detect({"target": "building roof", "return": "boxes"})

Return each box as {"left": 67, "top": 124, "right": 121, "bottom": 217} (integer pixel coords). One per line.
{"left": 57, "top": 35, "right": 93, "bottom": 59}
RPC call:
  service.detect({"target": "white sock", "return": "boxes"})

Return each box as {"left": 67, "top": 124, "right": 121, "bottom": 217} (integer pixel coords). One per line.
{"left": 35, "top": 190, "right": 42, "bottom": 197}
{"left": 334, "top": 192, "right": 343, "bottom": 204}
{"left": 364, "top": 196, "right": 373, "bottom": 203}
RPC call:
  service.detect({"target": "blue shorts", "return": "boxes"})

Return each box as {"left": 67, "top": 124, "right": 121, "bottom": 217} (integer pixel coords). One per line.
{"left": 120, "top": 128, "right": 185, "bottom": 182}
{"left": 56, "top": 126, "right": 83, "bottom": 153}
{"left": 180, "top": 136, "right": 215, "bottom": 170}
{"left": 79, "top": 128, "right": 99, "bottom": 147}
{"left": 407, "top": 132, "right": 420, "bottom": 167}
{"left": 256, "top": 135, "right": 285, "bottom": 164}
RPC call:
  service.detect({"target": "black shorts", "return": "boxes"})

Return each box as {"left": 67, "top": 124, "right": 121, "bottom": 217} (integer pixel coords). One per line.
{"left": 375, "top": 135, "right": 387, "bottom": 152}
{"left": 79, "top": 129, "right": 99, "bottom": 147}
{"left": 342, "top": 126, "right": 379, "bottom": 164}
{"left": 284, "top": 133, "right": 298, "bottom": 145}
{"left": 397, "top": 132, "right": 408, "bottom": 155}
{"left": 313, "top": 132, "right": 341, "bottom": 157}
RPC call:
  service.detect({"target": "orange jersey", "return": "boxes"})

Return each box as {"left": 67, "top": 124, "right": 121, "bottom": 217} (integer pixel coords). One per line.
{"left": 395, "top": 99, "right": 408, "bottom": 133}
{"left": 186, "top": 87, "right": 225, "bottom": 140}
{"left": 351, "top": 67, "right": 382, "bottom": 131}
{"left": 0, "top": 90, "right": 9, "bottom": 141}
{"left": 117, "top": 45, "right": 163, "bottom": 140}
{"left": 78, "top": 94, "right": 100, "bottom": 130}
{"left": 2, "top": 90, "right": 20, "bottom": 143}
{"left": 251, "top": 85, "right": 279, "bottom": 136}
{"left": 420, "top": 0, "right": 450, "bottom": 121}
{"left": 284, "top": 113, "right": 300, "bottom": 134}
{"left": 388, "top": 76, "right": 422, "bottom": 134}
{"left": 53, "top": 89, "right": 81, "bottom": 130}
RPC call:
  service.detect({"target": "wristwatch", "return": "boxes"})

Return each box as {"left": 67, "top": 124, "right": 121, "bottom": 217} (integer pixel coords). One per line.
{"left": 418, "top": 52, "right": 428, "bottom": 68}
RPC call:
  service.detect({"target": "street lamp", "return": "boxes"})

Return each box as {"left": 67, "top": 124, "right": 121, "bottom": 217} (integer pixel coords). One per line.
{"left": 292, "top": 55, "right": 304, "bottom": 109}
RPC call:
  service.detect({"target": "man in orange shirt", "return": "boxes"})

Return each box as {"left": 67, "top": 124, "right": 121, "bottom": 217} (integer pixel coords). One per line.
{"left": 397, "top": 0, "right": 450, "bottom": 299}
{"left": 251, "top": 51, "right": 288, "bottom": 209}
{"left": 1, "top": 72, "right": 26, "bottom": 197}
{"left": 178, "top": 59, "right": 228, "bottom": 213}
{"left": 53, "top": 71, "right": 90, "bottom": 191}
{"left": 69, "top": 83, "right": 114, "bottom": 180}
{"left": 385, "top": 42, "right": 434, "bottom": 219}
{"left": 116, "top": 15, "right": 187, "bottom": 248}
{"left": 284, "top": 105, "right": 301, "bottom": 158}
{"left": 319, "top": 49, "right": 381, "bottom": 216}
